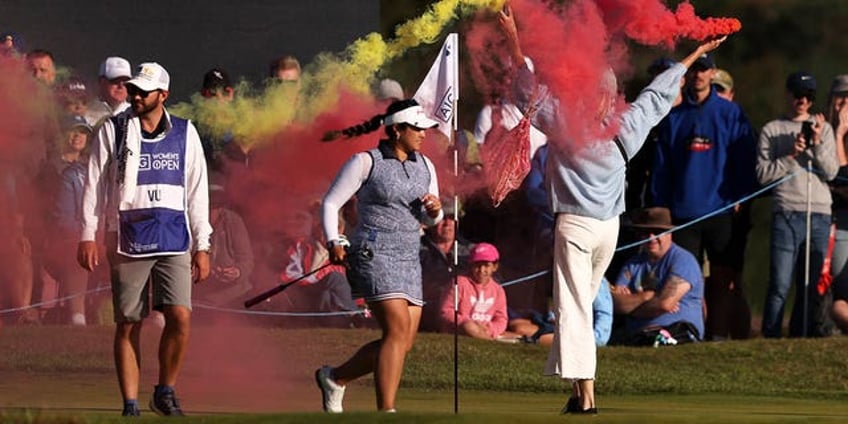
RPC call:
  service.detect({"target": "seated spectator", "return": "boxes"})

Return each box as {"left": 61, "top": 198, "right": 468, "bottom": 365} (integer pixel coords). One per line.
{"left": 440, "top": 243, "right": 516, "bottom": 341}
{"left": 509, "top": 277, "right": 613, "bottom": 347}
{"left": 44, "top": 115, "right": 93, "bottom": 325}
{"left": 261, "top": 202, "right": 357, "bottom": 320}
{"left": 193, "top": 184, "right": 254, "bottom": 308}
{"left": 419, "top": 196, "right": 470, "bottom": 332}
{"left": 610, "top": 207, "right": 705, "bottom": 345}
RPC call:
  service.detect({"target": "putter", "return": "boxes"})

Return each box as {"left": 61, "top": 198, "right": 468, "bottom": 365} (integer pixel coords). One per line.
{"left": 243, "top": 263, "right": 333, "bottom": 308}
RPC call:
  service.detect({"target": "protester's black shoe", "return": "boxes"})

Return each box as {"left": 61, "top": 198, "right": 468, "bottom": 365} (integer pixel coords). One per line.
{"left": 560, "top": 396, "right": 580, "bottom": 414}
{"left": 149, "top": 389, "right": 184, "bottom": 416}
{"left": 560, "top": 397, "right": 597, "bottom": 414}
{"left": 121, "top": 405, "right": 140, "bottom": 416}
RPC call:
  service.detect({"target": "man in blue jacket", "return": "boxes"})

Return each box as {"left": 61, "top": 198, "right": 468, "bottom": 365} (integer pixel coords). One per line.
{"left": 650, "top": 53, "right": 757, "bottom": 341}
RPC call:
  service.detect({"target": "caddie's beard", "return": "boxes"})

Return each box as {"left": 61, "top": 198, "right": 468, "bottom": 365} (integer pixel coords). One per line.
{"left": 132, "top": 98, "right": 160, "bottom": 117}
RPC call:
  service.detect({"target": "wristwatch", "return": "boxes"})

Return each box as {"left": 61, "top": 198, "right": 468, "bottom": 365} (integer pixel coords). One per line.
{"left": 326, "top": 239, "right": 345, "bottom": 250}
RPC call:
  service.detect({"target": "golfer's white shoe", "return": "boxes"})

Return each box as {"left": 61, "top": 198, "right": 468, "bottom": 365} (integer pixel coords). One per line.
{"left": 315, "top": 366, "right": 345, "bottom": 413}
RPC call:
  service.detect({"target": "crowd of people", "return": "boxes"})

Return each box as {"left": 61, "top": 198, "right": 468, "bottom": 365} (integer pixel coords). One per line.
{"left": 3, "top": 7, "right": 848, "bottom": 415}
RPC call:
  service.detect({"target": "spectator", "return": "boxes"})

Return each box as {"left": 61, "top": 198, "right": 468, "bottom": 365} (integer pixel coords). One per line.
{"left": 757, "top": 71, "right": 839, "bottom": 338}
{"left": 86, "top": 56, "right": 131, "bottom": 124}
{"left": 268, "top": 203, "right": 357, "bottom": 317}
{"left": 26, "top": 49, "right": 56, "bottom": 86}
{"left": 269, "top": 54, "right": 301, "bottom": 83}
{"left": 499, "top": 5, "right": 727, "bottom": 414}
{"left": 509, "top": 277, "right": 613, "bottom": 347}
{"left": 827, "top": 75, "right": 848, "bottom": 334}
{"left": 192, "top": 184, "right": 254, "bottom": 309}
{"left": 77, "top": 62, "right": 211, "bottom": 416}
{"left": 0, "top": 193, "right": 34, "bottom": 325}
{"left": 197, "top": 67, "right": 236, "bottom": 168}
{"left": 419, "top": 196, "right": 471, "bottom": 332}
{"left": 439, "top": 242, "right": 514, "bottom": 341}
{"left": 712, "top": 68, "right": 735, "bottom": 101}
{"left": 650, "top": 52, "right": 757, "bottom": 341}
{"left": 610, "top": 207, "right": 705, "bottom": 345}
{"left": 57, "top": 77, "right": 91, "bottom": 121}
{"left": 45, "top": 115, "right": 93, "bottom": 325}
{"left": 1, "top": 31, "right": 25, "bottom": 57}
{"left": 373, "top": 78, "right": 404, "bottom": 105}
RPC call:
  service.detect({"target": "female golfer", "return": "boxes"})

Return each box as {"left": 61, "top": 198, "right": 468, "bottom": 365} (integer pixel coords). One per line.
{"left": 316, "top": 98, "right": 443, "bottom": 413}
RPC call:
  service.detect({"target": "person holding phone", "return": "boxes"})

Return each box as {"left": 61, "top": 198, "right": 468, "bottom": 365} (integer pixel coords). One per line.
{"left": 756, "top": 71, "right": 839, "bottom": 338}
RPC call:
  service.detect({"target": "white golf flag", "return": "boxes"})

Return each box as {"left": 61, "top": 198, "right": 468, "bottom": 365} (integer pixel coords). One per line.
{"left": 414, "top": 33, "right": 458, "bottom": 140}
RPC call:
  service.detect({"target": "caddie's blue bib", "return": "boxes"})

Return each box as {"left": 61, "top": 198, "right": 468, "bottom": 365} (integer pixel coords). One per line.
{"left": 118, "top": 117, "right": 190, "bottom": 257}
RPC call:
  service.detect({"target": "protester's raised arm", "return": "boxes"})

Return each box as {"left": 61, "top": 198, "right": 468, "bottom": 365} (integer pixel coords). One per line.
{"left": 498, "top": 4, "right": 524, "bottom": 67}
{"left": 679, "top": 36, "right": 728, "bottom": 69}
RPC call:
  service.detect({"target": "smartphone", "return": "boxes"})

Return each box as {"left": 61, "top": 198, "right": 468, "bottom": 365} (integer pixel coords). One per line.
{"left": 801, "top": 121, "right": 814, "bottom": 148}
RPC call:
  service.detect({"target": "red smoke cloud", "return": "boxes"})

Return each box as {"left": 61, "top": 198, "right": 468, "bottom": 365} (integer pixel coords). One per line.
{"left": 464, "top": 0, "right": 741, "bottom": 154}
{"left": 597, "top": 0, "right": 741, "bottom": 48}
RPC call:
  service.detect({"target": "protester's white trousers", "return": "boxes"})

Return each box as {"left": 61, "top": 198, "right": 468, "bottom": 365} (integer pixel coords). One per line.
{"left": 545, "top": 213, "right": 618, "bottom": 380}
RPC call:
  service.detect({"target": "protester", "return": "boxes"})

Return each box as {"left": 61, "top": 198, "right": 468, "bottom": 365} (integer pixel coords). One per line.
{"left": 316, "top": 99, "right": 443, "bottom": 413}
{"left": 756, "top": 71, "right": 839, "bottom": 338}
{"left": 499, "top": 4, "right": 728, "bottom": 414}
{"left": 77, "top": 62, "right": 211, "bottom": 416}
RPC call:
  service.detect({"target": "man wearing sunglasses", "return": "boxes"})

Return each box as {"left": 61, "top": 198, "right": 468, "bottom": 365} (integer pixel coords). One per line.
{"left": 77, "top": 62, "right": 211, "bottom": 417}
{"left": 650, "top": 53, "right": 757, "bottom": 342}
{"left": 610, "top": 207, "right": 704, "bottom": 345}
{"left": 88, "top": 56, "right": 132, "bottom": 124}
{"left": 756, "top": 71, "right": 839, "bottom": 339}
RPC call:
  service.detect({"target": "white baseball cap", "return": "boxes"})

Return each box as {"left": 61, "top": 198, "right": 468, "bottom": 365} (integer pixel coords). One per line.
{"left": 99, "top": 56, "right": 131, "bottom": 80}
{"left": 383, "top": 104, "right": 438, "bottom": 129}
{"left": 126, "top": 62, "right": 170, "bottom": 92}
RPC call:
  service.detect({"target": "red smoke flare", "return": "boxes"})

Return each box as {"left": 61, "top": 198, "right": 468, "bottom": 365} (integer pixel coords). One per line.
{"left": 597, "top": 0, "right": 742, "bottom": 48}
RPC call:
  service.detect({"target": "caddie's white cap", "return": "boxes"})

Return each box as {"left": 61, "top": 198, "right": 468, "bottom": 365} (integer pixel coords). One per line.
{"left": 383, "top": 104, "right": 439, "bottom": 129}
{"left": 126, "top": 62, "right": 170, "bottom": 92}
{"left": 99, "top": 56, "right": 132, "bottom": 80}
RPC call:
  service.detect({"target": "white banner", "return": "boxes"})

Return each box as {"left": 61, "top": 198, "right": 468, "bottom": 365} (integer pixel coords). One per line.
{"left": 413, "top": 32, "right": 458, "bottom": 140}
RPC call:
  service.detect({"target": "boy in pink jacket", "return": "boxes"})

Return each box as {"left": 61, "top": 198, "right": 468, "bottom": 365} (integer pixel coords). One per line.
{"left": 440, "top": 243, "right": 514, "bottom": 340}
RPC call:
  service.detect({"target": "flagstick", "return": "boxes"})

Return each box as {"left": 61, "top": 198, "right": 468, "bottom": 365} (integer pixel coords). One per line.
{"left": 451, "top": 45, "right": 460, "bottom": 416}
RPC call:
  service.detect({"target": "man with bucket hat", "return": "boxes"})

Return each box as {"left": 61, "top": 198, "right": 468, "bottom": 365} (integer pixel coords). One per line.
{"left": 610, "top": 207, "right": 705, "bottom": 344}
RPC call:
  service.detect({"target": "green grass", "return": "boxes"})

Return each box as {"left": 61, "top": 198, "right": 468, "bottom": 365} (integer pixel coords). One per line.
{"left": 2, "top": 324, "right": 848, "bottom": 423}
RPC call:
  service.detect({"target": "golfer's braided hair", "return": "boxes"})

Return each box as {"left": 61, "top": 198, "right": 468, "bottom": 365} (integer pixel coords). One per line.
{"left": 321, "top": 99, "right": 419, "bottom": 142}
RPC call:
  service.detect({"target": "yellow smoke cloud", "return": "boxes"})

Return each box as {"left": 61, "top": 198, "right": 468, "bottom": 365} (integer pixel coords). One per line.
{"left": 171, "top": 0, "right": 505, "bottom": 150}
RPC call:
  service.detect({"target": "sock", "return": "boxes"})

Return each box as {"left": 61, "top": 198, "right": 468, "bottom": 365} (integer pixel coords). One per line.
{"left": 123, "top": 399, "right": 138, "bottom": 411}
{"left": 154, "top": 385, "right": 174, "bottom": 396}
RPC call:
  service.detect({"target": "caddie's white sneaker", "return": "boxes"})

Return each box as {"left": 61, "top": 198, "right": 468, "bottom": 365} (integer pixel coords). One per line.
{"left": 315, "top": 366, "right": 345, "bottom": 413}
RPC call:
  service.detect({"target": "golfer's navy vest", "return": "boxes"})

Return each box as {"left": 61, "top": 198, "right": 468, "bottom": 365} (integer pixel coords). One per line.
{"left": 118, "top": 117, "right": 190, "bottom": 257}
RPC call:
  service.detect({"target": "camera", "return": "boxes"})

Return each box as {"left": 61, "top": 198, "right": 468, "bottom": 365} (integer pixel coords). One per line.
{"left": 801, "top": 121, "right": 815, "bottom": 148}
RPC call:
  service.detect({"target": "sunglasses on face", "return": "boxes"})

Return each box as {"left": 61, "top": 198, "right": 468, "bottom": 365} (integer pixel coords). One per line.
{"left": 793, "top": 91, "right": 815, "bottom": 102}
{"left": 127, "top": 86, "right": 157, "bottom": 99}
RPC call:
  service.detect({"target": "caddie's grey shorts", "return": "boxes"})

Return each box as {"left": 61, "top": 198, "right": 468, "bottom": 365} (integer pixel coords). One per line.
{"left": 106, "top": 232, "right": 192, "bottom": 323}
